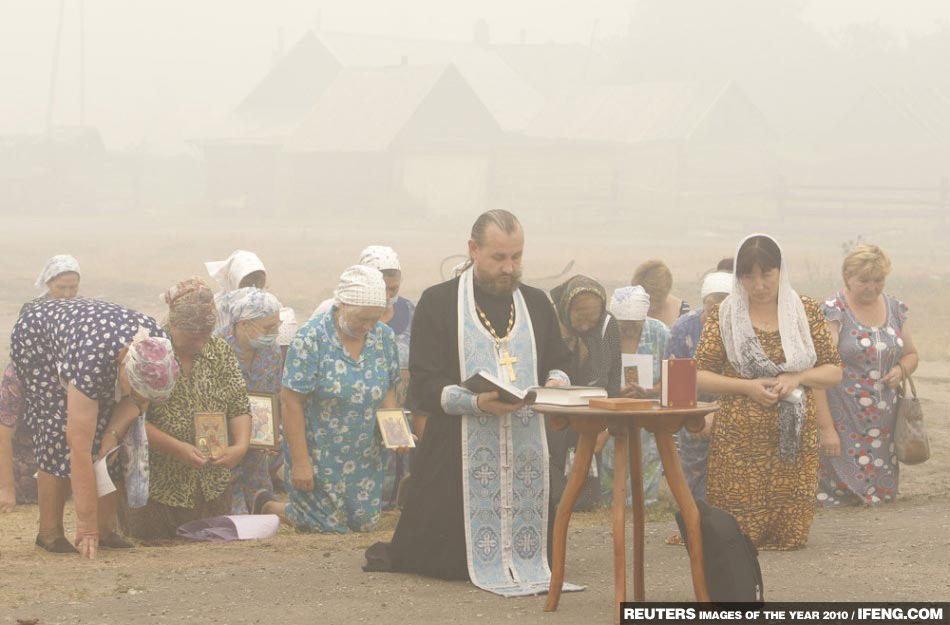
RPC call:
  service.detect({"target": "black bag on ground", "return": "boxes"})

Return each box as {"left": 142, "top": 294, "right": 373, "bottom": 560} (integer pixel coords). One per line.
{"left": 675, "top": 500, "right": 764, "bottom": 603}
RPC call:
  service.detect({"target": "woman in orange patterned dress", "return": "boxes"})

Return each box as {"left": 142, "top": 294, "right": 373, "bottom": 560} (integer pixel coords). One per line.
{"left": 695, "top": 234, "right": 842, "bottom": 550}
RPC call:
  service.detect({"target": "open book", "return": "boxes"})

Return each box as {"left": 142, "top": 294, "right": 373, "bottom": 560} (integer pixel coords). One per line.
{"left": 462, "top": 371, "right": 607, "bottom": 407}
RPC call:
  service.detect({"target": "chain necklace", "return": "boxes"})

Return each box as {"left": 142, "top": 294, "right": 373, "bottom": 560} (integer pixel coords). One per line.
{"left": 476, "top": 301, "right": 515, "bottom": 343}
{"left": 476, "top": 301, "right": 518, "bottom": 381}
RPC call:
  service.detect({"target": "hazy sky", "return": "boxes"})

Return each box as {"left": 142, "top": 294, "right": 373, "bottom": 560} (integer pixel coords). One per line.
{"left": 2, "top": 0, "right": 948, "bottom": 151}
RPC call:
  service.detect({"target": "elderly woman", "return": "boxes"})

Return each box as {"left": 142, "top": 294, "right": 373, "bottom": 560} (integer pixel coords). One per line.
{"left": 696, "top": 234, "right": 842, "bottom": 549}
{"left": 121, "top": 278, "right": 252, "bottom": 540}
{"left": 816, "top": 245, "right": 918, "bottom": 506}
{"left": 11, "top": 297, "right": 179, "bottom": 557}
{"left": 310, "top": 246, "right": 415, "bottom": 509}
{"left": 665, "top": 259, "right": 733, "bottom": 502}
{"left": 216, "top": 287, "right": 283, "bottom": 514}
{"left": 632, "top": 259, "right": 689, "bottom": 328}
{"left": 600, "top": 285, "right": 670, "bottom": 505}
{"left": 546, "top": 275, "right": 621, "bottom": 509}
{"left": 205, "top": 249, "right": 268, "bottom": 332}
{"left": 258, "top": 266, "right": 401, "bottom": 533}
{"left": 1, "top": 254, "right": 83, "bottom": 513}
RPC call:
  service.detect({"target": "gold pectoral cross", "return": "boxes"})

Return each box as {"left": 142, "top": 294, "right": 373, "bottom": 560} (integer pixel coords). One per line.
{"left": 498, "top": 345, "right": 518, "bottom": 382}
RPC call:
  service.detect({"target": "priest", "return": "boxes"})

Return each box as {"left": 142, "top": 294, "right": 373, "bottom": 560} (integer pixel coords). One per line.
{"left": 365, "top": 210, "right": 576, "bottom": 597}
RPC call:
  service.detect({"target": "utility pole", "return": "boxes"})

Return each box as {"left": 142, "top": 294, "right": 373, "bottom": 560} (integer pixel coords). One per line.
{"left": 46, "top": 0, "right": 66, "bottom": 133}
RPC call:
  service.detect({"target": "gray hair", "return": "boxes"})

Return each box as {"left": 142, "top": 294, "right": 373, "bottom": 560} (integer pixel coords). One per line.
{"left": 470, "top": 210, "right": 521, "bottom": 247}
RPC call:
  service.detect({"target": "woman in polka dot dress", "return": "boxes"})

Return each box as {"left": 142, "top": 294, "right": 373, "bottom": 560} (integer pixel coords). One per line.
{"left": 817, "top": 245, "right": 918, "bottom": 507}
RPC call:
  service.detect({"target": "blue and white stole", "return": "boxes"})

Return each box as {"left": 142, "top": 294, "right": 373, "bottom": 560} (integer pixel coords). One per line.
{"left": 456, "top": 268, "right": 576, "bottom": 597}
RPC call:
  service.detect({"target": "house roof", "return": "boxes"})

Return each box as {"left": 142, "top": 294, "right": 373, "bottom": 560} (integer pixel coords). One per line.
{"left": 285, "top": 64, "right": 502, "bottom": 152}
{"left": 491, "top": 42, "right": 614, "bottom": 96}
{"left": 298, "top": 31, "right": 544, "bottom": 132}
{"left": 525, "top": 81, "right": 773, "bottom": 145}
{"left": 832, "top": 83, "right": 950, "bottom": 145}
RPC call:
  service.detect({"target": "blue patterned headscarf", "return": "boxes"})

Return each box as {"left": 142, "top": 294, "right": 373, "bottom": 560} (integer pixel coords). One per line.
{"left": 227, "top": 287, "right": 281, "bottom": 324}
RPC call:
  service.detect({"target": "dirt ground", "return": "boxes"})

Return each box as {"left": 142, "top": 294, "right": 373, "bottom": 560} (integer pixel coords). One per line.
{"left": 0, "top": 215, "right": 948, "bottom": 624}
{"left": 1, "top": 363, "right": 947, "bottom": 625}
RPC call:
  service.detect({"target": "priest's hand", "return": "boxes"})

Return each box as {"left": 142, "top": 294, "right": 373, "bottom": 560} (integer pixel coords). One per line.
{"left": 544, "top": 378, "right": 567, "bottom": 388}
{"left": 477, "top": 391, "right": 525, "bottom": 417}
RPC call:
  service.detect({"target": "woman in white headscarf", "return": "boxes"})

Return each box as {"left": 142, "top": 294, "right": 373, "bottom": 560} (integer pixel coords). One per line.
{"left": 216, "top": 288, "right": 283, "bottom": 514}
{"left": 695, "top": 234, "right": 842, "bottom": 550}
{"left": 2, "top": 255, "right": 82, "bottom": 514}
{"left": 598, "top": 285, "right": 670, "bottom": 507}
{"left": 256, "top": 266, "right": 404, "bottom": 533}
{"left": 205, "top": 250, "right": 267, "bottom": 332}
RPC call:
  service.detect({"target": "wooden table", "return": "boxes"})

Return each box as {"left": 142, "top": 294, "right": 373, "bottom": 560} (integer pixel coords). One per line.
{"left": 534, "top": 401, "right": 718, "bottom": 623}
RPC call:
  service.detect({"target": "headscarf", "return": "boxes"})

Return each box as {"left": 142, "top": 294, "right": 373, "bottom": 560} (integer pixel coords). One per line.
{"left": 162, "top": 277, "right": 217, "bottom": 334}
{"left": 718, "top": 233, "right": 817, "bottom": 463}
{"left": 701, "top": 271, "right": 733, "bottom": 300}
{"left": 551, "top": 275, "right": 609, "bottom": 387}
{"left": 35, "top": 255, "right": 80, "bottom": 291}
{"left": 277, "top": 307, "right": 298, "bottom": 346}
{"left": 359, "top": 245, "right": 401, "bottom": 272}
{"left": 124, "top": 326, "right": 179, "bottom": 401}
{"left": 333, "top": 265, "right": 387, "bottom": 308}
{"left": 609, "top": 286, "right": 651, "bottom": 321}
{"left": 204, "top": 250, "right": 266, "bottom": 293}
{"left": 226, "top": 287, "right": 281, "bottom": 325}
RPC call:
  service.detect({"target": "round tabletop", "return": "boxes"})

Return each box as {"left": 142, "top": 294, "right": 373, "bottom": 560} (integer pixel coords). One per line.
{"left": 532, "top": 401, "right": 718, "bottom": 419}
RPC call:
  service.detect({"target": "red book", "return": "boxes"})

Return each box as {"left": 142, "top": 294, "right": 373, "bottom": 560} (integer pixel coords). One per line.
{"left": 661, "top": 358, "right": 697, "bottom": 408}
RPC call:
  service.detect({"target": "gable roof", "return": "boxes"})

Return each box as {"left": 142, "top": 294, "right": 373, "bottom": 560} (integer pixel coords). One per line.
{"left": 526, "top": 81, "right": 773, "bottom": 145}
{"left": 285, "top": 64, "right": 502, "bottom": 152}
{"left": 303, "top": 31, "right": 544, "bottom": 132}
{"left": 831, "top": 83, "right": 950, "bottom": 146}
{"left": 234, "top": 32, "right": 342, "bottom": 126}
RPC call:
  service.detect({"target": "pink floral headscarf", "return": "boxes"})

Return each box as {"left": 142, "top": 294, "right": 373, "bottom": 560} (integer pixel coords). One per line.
{"left": 124, "top": 327, "right": 179, "bottom": 401}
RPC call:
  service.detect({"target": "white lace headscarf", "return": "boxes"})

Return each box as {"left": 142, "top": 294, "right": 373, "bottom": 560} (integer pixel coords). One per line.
{"left": 719, "top": 233, "right": 816, "bottom": 462}
{"left": 35, "top": 255, "right": 80, "bottom": 292}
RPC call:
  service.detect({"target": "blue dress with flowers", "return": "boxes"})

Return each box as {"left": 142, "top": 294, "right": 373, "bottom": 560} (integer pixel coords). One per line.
{"left": 282, "top": 306, "right": 401, "bottom": 532}
{"left": 219, "top": 324, "right": 283, "bottom": 514}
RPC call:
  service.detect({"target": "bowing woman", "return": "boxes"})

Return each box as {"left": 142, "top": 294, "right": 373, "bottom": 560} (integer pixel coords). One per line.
{"left": 11, "top": 298, "right": 179, "bottom": 557}
{"left": 695, "top": 234, "right": 842, "bottom": 549}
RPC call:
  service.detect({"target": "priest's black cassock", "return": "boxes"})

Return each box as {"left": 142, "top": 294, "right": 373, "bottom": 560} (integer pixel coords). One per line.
{"left": 365, "top": 275, "right": 570, "bottom": 580}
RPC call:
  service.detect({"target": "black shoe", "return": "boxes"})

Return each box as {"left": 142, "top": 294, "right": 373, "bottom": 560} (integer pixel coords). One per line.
{"left": 99, "top": 532, "right": 135, "bottom": 549}
{"left": 252, "top": 489, "right": 276, "bottom": 515}
{"left": 35, "top": 535, "right": 79, "bottom": 554}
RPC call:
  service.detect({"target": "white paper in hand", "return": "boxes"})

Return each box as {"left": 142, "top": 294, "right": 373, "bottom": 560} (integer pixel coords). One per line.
{"left": 93, "top": 447, "right": 120, "bottom": 498}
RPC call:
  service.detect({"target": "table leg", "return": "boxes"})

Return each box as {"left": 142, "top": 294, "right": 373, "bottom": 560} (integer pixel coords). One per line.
{"left": 654, "top": 431, "right": 710, "bottom": 602}
{"left": 545, "top": 430, "right": 597, "bottom": 612}
{"left": 628, "top": 425, "right": 645, "bottom": 602}
{"left": 612, "top": 426, "right": 628, "bottom": 624}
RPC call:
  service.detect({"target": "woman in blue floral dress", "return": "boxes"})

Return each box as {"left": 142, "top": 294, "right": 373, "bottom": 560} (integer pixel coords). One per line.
{"left": 817, "top": 245, "right": 918, "bottom": 506}
{"left": 217, "top": 287, "right": 284, "bottom": 514}
{"left": 259, "top": 266, "right": 402, "bottom": 532}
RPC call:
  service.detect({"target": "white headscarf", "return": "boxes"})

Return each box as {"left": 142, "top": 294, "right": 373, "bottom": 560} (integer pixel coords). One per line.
{"left": 204, "top": 250, "right": 266, "bottom": 294}
{"left": 701, "top": 272, "right": 734, "bottom": 300}
{"left": 609, "top": 286, "right": 651, "bottom": 321}
{"left": 226, "top": 287, "right": 281, "bottom": 325}
{"left": 718, "top": 233, "right": 816, "bottom": 462}
{"left": 35, "top": 255, "right": 80, "bottom": 291}
{"left": 277, "top": 307, "right": 298, "bottom": 346}
{"left": 333, "top": 265, "right": 387, "bottom": 308}
{"left": 359, "top": 246, "right": 401, "bottom": 272}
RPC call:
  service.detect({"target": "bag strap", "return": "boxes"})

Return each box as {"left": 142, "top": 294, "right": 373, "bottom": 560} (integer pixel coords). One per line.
{"left": 898, "top": 362, "right": 917, "bottom": 399}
